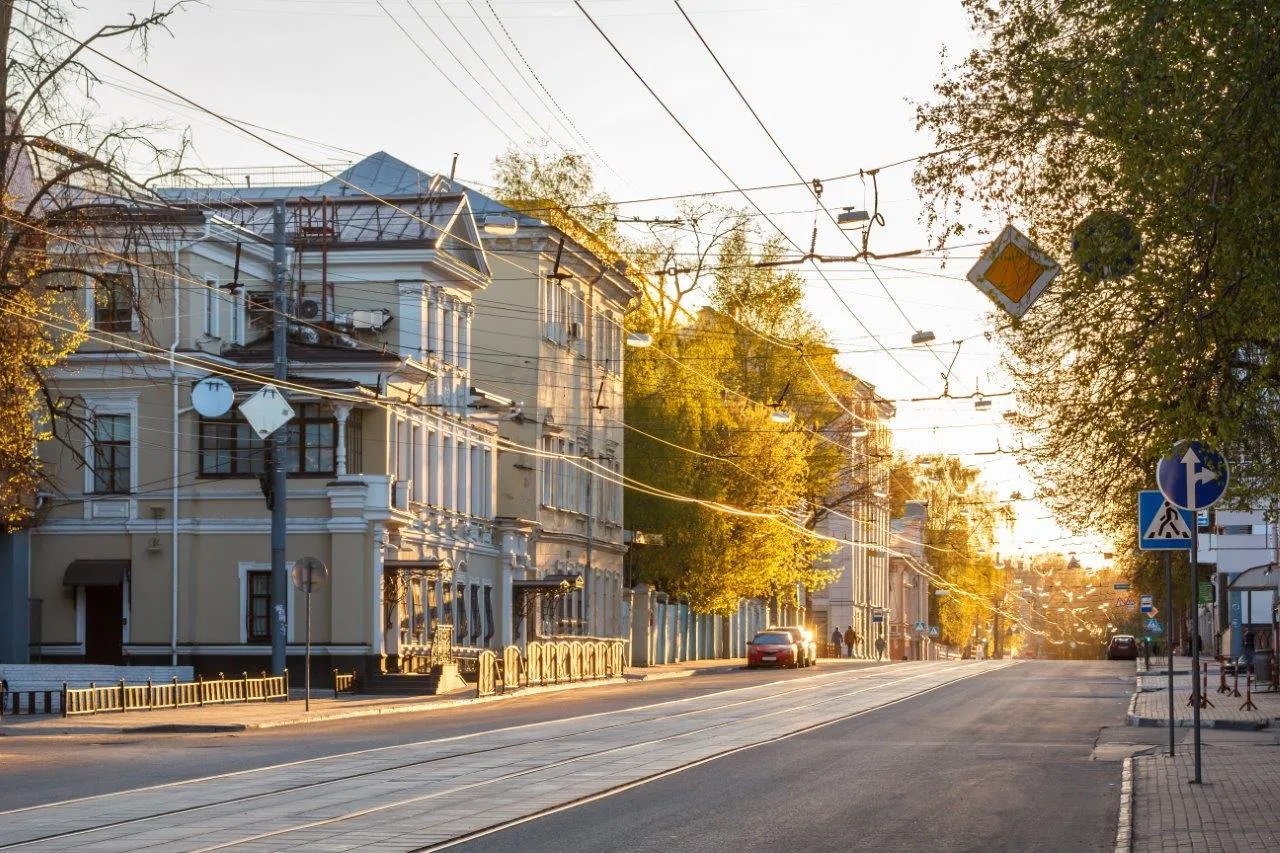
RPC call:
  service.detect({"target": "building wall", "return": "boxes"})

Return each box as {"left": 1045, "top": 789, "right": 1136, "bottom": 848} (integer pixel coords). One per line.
{"left": 27, "top": 216, "right": 518, "bottom": 677}
{"left": 471, "top": 232, "right": 633, "bottom": 638}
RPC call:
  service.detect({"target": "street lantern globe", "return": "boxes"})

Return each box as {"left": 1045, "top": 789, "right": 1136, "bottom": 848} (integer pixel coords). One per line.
{"left": 850, "top": 425, "right": 869, "bottom": 439}
{"left": 625, "top": 332, "right": 653, "bottom": 348}
{"left": 770, "top": 410, "right": 793, "bottom": 425}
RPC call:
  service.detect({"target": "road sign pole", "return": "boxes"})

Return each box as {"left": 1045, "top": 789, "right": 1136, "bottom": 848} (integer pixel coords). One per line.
{"left": 270, "top": 199, "right": 289, "bottom": 679}
{"left": 1164, "top": 550, "right": 1174, "bottom": 757}
{"left": 305, "top": 588, "right": 311, "bottom": 712}
{"left": 1190, "top": 524, "right": 1202, "bottom": 783}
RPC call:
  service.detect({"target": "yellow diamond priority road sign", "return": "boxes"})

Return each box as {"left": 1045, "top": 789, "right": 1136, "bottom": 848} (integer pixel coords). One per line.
{"left": 966, "top": 224, "right": 1061, "bottom": 319}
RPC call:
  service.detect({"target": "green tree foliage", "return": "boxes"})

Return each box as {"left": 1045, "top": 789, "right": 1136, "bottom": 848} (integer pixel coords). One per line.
{"left": 492, "top": 144, "right": 618, "bottom": 242}
{"left": 1, "top": 1, "right": 188, "bottom": 530}
{"left": 915, "top": 1, "right": 1280, "bottom": 540}
{"left": 623, "top": 246, "right": 849, "bottom": 614}
{"left": 913, "top": 456, "right": 1012, "bottom": 648}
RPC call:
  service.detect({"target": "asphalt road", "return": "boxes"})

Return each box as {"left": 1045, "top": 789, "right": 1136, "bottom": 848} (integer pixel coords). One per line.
{"left": 448, "top": 661, "right": 1137, "bottom": 853}
{"left": 0, "top": 661, "right": 880, "bottom": 809}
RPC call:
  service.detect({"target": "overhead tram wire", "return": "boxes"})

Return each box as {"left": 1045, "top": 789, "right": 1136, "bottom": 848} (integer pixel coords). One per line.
{"left": 375, "top": 1, "right": 527, "bottom": 146}
{"left": 418, "top": 0, "right": 566, "bottom": 146}
{"left": 673, "top": 1, "right": 965, "bottom": 393}
{"left": 2, "top": 295, "right": 1048, "bottom": 633}
{"left": 473, "top": 0, "right": 620, "bottom": 179}
{"left": 572, "top": 1, "right": 935, "bottom": 394}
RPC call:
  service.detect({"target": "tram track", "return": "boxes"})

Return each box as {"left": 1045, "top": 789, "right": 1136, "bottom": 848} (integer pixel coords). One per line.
{"left": 0, "top": 662, "right": 993, "bottom": 851}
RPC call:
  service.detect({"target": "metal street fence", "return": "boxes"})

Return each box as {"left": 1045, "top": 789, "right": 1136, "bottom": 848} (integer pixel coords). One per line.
{"left": 476, "top": 637, "right": 626, "bottom": 698}
{"left": 51, "top": 671, "right": 289, "bottom": 717}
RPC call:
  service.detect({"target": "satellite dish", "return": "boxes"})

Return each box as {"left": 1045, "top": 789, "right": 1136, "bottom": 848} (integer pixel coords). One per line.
{"left": 191, "top": 377, "right": 234, "bottom": 418}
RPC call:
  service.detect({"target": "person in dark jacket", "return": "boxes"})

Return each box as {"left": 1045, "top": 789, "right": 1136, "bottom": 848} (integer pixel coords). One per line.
{"left": 831, "top": 627, "right": 843, "bottom": 658}
{"left": 843, "top": 626, "right": 856, "bottom": 658}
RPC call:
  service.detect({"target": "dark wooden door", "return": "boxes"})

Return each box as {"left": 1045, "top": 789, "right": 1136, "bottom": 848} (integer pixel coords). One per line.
{"left": 84, "top": 585, "right": 123, "bottom": 664}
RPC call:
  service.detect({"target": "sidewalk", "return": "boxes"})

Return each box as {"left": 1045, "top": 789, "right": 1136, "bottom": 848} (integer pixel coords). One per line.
{"left": 1123, "top": 741, "right": 1280, "bottom": 853}
{"left": 0, "top": 658, "right": 761, "bottom": 737}
{"left": 1119, "top": 657, "right": 1280, "bottom": 852}
{"left": 1127, "top": 657, "right": 1278, "bottom": 731}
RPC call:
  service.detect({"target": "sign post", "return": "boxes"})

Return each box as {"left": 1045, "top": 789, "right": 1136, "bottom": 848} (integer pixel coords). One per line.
{"left": 291, "top": 557, "right": 330, "bottom": 712}
{"left": 1156, "top": 441, "right": 1229, "bottom": 784}
{"left": 1137, "top": 489, "right": 1194, "bottom": 758}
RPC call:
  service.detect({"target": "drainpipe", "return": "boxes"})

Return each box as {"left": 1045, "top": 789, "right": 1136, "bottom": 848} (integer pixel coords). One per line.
{"left": 171, "top": 243, "right": 182, "bottom": 667}
{"left": 170, "top": 220, "right": 215, "bottom": 666}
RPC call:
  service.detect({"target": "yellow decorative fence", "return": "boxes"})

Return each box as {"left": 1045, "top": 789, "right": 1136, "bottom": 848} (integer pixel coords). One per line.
{"left": 476, "top": 639, "right": 626, "bottom": 697}
{"left": 62, "top": 671, "right": 289, "bottom": 717}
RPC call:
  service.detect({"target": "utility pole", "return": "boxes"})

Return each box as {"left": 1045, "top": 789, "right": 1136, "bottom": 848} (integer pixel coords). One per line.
{"left": 583, "top": 270, "right": 603, "bottom": 637}
{"left": 270, "top": 199, "right": 289, "bottom": 677}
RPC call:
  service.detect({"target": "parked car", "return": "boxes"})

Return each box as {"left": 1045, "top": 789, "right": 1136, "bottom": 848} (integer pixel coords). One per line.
{"left": 1107, "top": 634, "right": 1138, "bottom": 660}
{"left": 1221, "top": 655, "right": 1251, "bottom": 676}
{"left": 770, "top": 625, "right": 818, "bottom": 667}
{"left": 747, "top": 631, "right": 800, "bottom": 669}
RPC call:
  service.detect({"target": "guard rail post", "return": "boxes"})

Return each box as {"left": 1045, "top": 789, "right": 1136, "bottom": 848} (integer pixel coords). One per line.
{"left": 1241, "top": 671, "right": 1258, "bottom": 711}
{"left": 60, "top": 682, "right": 68, "bottom": 718}
{"left": 119, "top": 678, "right": 126, "bottom": 713}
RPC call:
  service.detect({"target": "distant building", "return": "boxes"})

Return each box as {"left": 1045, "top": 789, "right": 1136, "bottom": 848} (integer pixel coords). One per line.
{"left": 452, "top": 188, "right": 638, "bottom": 641}
{"left": 808, "top": 374, "right": 894, "bottom": 655}
{"left": 888, "top": 501, "right": 931, "bottom": 660}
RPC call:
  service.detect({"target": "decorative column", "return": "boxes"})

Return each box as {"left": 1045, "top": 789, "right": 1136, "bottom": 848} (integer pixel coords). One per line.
{"left": 333, "top": 404, "right": 352, "bottom": 477}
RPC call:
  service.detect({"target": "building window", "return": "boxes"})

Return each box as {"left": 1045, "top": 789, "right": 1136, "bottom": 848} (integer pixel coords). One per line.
{"left": 470, "top": 585, "right": 482, "bottom": 645}
{"left": 455, "top": 582, "right": 468, "bottom": 644}
{"left": 229, "top": 289, "right": 244, "bottom": 344}
{"left": 198, "top": 404, "right": 345, "bottom": 477}
{"left": 203, "top": 277, "right": 221, "bottom": 337}
{"left": 540, "top": 436, "right": 554, "bottom": 507}
{"left": 93, "top": 272, "right": 134, "bottom": 332}
{"left": 456, "top": 441, "right": 467, "bottom": 513}
{"left": 247, "top": 571, "right": 270, "bottom": 643}
{"left": 91, "top": 413, "right": 131, "bottom": 493}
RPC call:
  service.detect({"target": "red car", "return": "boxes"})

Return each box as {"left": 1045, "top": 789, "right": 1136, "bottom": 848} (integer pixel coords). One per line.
{"left": 747, "top": 631, "right": 800, "bottom": 668}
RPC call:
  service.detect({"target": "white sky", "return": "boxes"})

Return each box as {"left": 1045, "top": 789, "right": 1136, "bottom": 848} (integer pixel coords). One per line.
{"left": 74, "top": 0, "right": 1107, "bottom": 556}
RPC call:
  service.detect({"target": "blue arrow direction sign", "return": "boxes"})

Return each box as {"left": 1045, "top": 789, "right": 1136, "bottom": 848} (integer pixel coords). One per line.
{"left": 1138, "top": 490, "right": 1194, "bottom": 550}
{"left": 1156, "top": 441, "right": 1229, "bottom": 511}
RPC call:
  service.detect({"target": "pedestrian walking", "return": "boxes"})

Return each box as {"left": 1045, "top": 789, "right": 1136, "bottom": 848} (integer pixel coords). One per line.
{"left": 1243, "top": 627, "right": 1256, "bottom": 664}
{"left": 843, "top": 626, "right": 856, "bottom": 658}
{"left": 874, "top": 635, "right": 887, "bottom": 661}
{"left": 830, "top": 627, "right": 843, "bottom": 658}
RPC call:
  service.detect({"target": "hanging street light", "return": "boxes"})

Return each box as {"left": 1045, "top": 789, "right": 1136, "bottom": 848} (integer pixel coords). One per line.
{"left": 625, "top": 332, "right": 653, "bottom": 348}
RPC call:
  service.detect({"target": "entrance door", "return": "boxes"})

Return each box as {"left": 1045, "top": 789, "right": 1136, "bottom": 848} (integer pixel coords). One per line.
{"left": 84, "top": 585, "right": 123, "bottom": 664}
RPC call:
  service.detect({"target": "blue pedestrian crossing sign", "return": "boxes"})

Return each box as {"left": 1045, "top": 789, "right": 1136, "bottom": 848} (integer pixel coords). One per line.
{"left": 1138, "top": 490, "right": 1194, "bottom": 551}
{"left": 914, "top": 620, "right": 927, "bottom": 634}
{"left": 1145, "top": 618, "right": 1164, "bottom": 635}
{"left": 1156, "top": 440, "right": 1229, "bottom": 511}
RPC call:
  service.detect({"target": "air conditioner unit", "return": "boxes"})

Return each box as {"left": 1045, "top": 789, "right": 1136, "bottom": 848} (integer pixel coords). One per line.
{"left": 392, "top": 479, "right": 413, "bottom": 510}
{"left": 296, "top": 295, "right": 334, "bottom": 322}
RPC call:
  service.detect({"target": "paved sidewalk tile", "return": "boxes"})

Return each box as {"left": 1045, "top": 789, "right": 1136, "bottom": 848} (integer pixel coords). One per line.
{"left": 1129, "top": 659, "right": 1278, "bottom": 730}
{"left": 1130, "top": 741, "right": 1280, "bottom": 853}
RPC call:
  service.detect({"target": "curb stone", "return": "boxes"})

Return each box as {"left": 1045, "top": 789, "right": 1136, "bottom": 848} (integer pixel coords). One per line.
{"left": 1114, "top": 756, "right": 1134, "bottom": 853}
